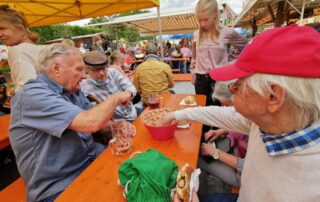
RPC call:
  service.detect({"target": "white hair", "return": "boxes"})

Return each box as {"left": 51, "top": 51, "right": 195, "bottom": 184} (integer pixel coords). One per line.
{"left": 241, "top": 73, "right": 320, "bottom": 126}
{"left": 37, "top": 43, "right": 80, "bottom": 74}
{"left": 212, "top": 80, "right": 236, "bottom": 102}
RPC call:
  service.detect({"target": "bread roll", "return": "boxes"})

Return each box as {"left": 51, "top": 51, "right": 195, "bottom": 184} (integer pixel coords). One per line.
{"left": 176, "top": 164, "right": 194, "bottom": 202}
{"left": 184, "top": 96, "right": 195, "bottom": 104}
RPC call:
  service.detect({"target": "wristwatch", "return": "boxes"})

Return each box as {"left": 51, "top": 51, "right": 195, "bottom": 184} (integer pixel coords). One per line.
{"left": 212, "top": 149, "right": 220, "bottom": 160}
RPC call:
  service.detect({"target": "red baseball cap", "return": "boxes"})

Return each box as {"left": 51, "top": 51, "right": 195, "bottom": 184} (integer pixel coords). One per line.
{"left": 210, "top": 25, "right": 320, "bottom": 81}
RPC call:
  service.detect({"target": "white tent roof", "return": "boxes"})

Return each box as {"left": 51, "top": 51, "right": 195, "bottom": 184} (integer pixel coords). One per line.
{"left": 88, "top": 3, "right": 235, "bottom": 36}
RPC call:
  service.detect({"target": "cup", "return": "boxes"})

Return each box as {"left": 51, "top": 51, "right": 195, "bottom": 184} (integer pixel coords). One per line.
{"left": 109, "top": 121, "right": 133, "bottom": 155}
{"left": 147, "top": 93, "right": 160, "bottom": 109}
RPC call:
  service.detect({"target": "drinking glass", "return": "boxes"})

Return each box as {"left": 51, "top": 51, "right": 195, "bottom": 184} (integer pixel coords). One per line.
{"left": 147, "top": 92, "right": 160, "bottom": 109}
{"left": 109, "top": 121, "right": 133, "bottom": 155}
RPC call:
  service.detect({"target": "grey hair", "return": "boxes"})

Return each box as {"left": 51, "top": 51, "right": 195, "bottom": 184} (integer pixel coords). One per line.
{"left": 241, "top": 73, "right": 320, "bottom": 126}
{"left": 146, "top": 43, "right": 158, "bottom": 55}
{"left": 212, "top": 80, "right": 236, "bottom": 102}
{"left": 110, "top": 50, "right": 124, "bottom": 64}
{"left": 38, "top": 43, "right": 80, "bottom": 74}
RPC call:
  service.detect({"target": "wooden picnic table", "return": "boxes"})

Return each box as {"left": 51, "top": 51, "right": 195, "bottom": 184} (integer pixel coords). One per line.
{"left": 0, "top": 114, "right": 10, "bottom": 150}
{"left": 173, "top": 73, "right": 192, "bottom": 82}
{"left": 56, "top": 93, "right": 206, "bottom": 202}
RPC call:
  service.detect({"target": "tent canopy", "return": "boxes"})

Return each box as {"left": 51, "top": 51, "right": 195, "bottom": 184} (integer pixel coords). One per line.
{"left": 89, "top": 3, "right": 236, "bottom": 36}
{"left": 1, "top": 0, "right": 160, "bottom": 28}
{"left": 234, "top": 0, "right": 320, "bottom": 27}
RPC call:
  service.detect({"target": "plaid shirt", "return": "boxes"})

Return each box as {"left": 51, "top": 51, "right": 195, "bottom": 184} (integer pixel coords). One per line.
{"left": 260, "top": 121, "right": 320, "bottom": 156}
{"left": 81, "top": 68, "right": 137, "bottom": 121}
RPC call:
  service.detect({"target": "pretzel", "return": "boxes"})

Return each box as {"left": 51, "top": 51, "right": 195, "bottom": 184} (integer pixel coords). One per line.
{"left": 141, "top": 108, "right": 174, "bottom": 127}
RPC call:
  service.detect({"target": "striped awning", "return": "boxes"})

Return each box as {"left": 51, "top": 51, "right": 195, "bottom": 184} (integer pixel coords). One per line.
{"left": 234, "top": 0, "right": 320, "bottom": 27}
{"left": 90, "top": 4, "right": 236, "bottom": 36}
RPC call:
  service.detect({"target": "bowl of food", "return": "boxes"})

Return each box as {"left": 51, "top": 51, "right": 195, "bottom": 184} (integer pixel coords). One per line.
{"left": 141, "top": 108, "right": 177, "bottom": 140}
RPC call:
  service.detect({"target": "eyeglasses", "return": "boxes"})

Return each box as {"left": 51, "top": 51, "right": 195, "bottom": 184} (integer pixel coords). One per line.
{"left": 227, "top": 81, "right": 242, "bottom": 94}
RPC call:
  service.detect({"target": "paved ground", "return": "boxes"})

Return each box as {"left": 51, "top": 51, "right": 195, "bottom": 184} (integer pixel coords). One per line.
{"left": 172, "top": 81, "right": 195, "bottom": 94}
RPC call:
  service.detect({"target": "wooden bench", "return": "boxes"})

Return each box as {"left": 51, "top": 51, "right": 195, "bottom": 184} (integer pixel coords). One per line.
{"left": 0, "top": 177, "right": 26, "bottom": 202}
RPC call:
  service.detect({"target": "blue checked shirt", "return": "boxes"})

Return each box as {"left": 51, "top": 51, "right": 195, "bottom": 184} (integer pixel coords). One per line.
{"left": 81, "top": 68, "right": 137, "bottom": 121}
{"left": 260, "top": 121, "right": 320, "bottom": 156}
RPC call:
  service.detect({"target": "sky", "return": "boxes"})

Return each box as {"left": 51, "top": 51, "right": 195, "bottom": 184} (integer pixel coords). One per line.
{"left": 68, "top": 0, "right": 243, "bottom": 26}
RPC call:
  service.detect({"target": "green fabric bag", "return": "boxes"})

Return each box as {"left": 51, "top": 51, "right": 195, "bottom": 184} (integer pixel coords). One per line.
{"left": 118, "top": 149, "right": 178, "bottom": 202}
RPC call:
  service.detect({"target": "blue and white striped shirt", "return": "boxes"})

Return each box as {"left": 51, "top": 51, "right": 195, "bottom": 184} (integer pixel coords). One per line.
{"left": 81, "top": 68, "right": 137, "bottom": 121}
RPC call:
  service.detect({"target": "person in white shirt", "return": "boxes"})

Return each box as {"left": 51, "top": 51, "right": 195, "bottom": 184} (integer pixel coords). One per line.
{"left": 166, "top": 25, "right": 320, "bottom": 202}
{"left": 0, "top": 5, "right": 43, "bottom": 92}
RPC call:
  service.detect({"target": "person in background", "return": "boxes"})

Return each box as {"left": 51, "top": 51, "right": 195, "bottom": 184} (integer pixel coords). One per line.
{"left": 78, "top": 42, "right": 86, "bottom": 53}
{"left": 91, "top": 35, "right": 104, "bottom": 52}
{"left": 81, "top": 51, "right": 139, "bottom": 121}
{"left": 171, "top": 47, "right": 184, "bottom": 73}
{"left": 180, "top": 40, "right": 192, "bottom": 73}
{"left": 0, "top": 5, "right": 43, "bottom": 92}
{"left": 133, "top": 43, "right": 174, "bottom": 105}
{"left": 192, "top": 0, "right": 248, "bottom": 106}
{"left": 163, "top": 25, "right": 320, "bottom": 202}
{"left": 61, "top": 38, "right": 75, "bottom": 46}
{"left": 165, "top": 42, "right": 174, "bottom": 57}
{"left": 124, "top": 50, "right": 134, "bottom": 68}
{"left": 109, "top": 50, "right": 127, "bottom": 76}
{"left": 10, "top": 44, "right": 131, "bottom": 202}
{"left": 198, "top": 80, "right": 247, "bottom": 192}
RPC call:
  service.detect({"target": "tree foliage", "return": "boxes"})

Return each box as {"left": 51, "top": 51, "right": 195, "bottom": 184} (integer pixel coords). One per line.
{"left": 32, "top": 9, "right": 153, "bottom": 45}
{"left": 87, "top": 9, "right": 152, "bottom": 43}
{"left": 88, "top": 16, "right": 108, "bottom": 25}
{"left": 31, "top": 25, "right": 103, "bottom": 44}
{"left": 118, "top": 10, "right": 149, "bottom": 17}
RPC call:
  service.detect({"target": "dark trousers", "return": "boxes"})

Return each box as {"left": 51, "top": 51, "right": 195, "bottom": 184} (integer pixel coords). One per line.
{"left": 195, "top": 74, "right": 220, "bottom": 106}
{"left": 195, "top": 74, "right": 220, "bottom": 133}
{"left": 199, "top": 193, "right": 239, "bottom": 202}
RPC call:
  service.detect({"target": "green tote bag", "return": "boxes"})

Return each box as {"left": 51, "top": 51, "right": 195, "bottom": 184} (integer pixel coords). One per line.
{"left": 118, "top": 149, "right": 178, "bottom": 202}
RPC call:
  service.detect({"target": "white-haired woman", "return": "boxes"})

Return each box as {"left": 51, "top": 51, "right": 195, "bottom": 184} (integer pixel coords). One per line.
{"left": 192, "top": 0, "right": 248, "bottom": 106}
{"left": 0, "top": 5, "right": 42, "bottom": 92}
{"left": 109, "top": 50, "right": 127, "bottom": 76}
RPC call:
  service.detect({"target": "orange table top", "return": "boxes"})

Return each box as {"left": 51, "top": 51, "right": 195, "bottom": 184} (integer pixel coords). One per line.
{"left": 173, "top": 73, "right": 192, "bottom": 82}
{"left": 56, "top": 94, "right": 205, "bottom": 202}
{"left": 0, "top": 114, "right": 10, "bottom": 150}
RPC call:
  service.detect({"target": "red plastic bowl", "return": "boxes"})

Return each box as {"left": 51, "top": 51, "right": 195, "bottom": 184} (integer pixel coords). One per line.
{"left": 141, "top": 108, "right": 178, "bottom": 140}
{"left": 144, "top": 123, "right": 178, "bottom": 140}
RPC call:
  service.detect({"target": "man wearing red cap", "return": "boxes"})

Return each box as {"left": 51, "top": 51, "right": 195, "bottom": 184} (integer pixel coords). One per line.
{"left": 164, "top": 25, "right": 320, "bottom": 201}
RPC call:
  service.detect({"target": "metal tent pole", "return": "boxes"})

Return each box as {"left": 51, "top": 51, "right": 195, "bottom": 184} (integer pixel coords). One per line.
{"left": 157, "top": 7, "right": 164, "bottom": 60}
{"left": 299, "top": 0, "right": 306, "bottom": 25}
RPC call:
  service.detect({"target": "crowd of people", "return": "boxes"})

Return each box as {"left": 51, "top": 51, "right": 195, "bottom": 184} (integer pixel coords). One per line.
{"left": 0, "top": 0, "right": 320, "bottom": 201}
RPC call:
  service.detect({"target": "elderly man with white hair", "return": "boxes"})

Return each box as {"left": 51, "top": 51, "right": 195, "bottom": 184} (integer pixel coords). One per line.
{"left": 165, "top": 25, "right": 320, "bottom": 202}
{"left": 9, "top": 44, "right": 131, "bottom": 202}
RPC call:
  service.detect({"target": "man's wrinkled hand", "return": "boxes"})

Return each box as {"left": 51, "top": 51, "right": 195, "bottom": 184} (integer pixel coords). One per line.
{"left": 118, "top": 91, "right": 131, "bottom": 105}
